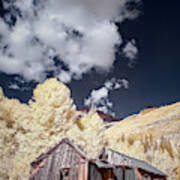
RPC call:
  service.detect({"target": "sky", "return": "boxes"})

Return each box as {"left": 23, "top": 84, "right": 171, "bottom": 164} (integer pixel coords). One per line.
{"left": 0, "top": 0, "right": 180, "bottom": 118}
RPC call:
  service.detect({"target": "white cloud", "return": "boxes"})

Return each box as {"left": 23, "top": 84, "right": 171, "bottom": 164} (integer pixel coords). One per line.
{"left": 57, "top": 70, "right": 72, "bottom": 83}
{"left": 0, "top": 0, "right": 140, "bottom": 83}
{"left": 8, "top": 83, "right": 20, "bottom": 90}
{"left": 88, "top": 87, "right": 109, "bottom": 105}
{"left": 84, "top": 78, "right": 129, "bottom": 115}
{"left": 8, "top": 83, "right": 31, "bottom": 91}
{"left": 123, "top": 39, "right": 138, "bottom": 66}
{"left": 105, "top": 77, "right": 129, "bottom": 89}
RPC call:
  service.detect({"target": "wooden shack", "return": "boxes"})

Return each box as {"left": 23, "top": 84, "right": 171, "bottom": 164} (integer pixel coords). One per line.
{"left": 29, "top": 138, "right": 167, "bottom": 180}
{"left": 98, "top": 148, "right": 167, "bottom": 180}
{"left": 29, "top": 138, "right": 88, "bottom": 180}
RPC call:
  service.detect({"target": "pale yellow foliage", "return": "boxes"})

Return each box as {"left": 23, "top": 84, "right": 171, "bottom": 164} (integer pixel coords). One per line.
{"left": 0, "top": 79, "right": 77, "bottom": 180}
{"left": 29, "top": 78, "right": 77, "bottom": 137}
{"left": 0, "top": 95, "right": 31, "bottom": 180}
{"left": 67, "top": 108, "right": 106, "bottom": 159}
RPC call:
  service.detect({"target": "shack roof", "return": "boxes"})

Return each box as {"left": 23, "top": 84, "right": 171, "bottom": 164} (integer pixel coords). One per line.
{"left": 31, "top": 138, "right": 88, "bottom": 168}
{"left": 91, "top": 159, "right": 135, "bottom": 170}
{"left": 99, "top": 148, "right": 167, "bottom": 177}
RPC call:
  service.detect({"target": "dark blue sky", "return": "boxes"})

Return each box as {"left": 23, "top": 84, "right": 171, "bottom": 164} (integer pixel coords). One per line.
{"left": 117, "top": 0, "right": 180, "bottom": 117}
{"left": 0, "top": 0, "right": 180, "bottom": 118}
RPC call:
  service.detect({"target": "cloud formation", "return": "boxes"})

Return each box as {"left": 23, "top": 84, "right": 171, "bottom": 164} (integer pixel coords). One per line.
{"left": 84, "top": 78, "right": 129, "bottom": 115}
{"left": 8, "top": 83, "right": 20, "bottom": 90}
{"left": 0, "top": 0, "right": 140, "bottom": 83}
{"left": 123, "top": 39, "right": 138, "bottom": 66}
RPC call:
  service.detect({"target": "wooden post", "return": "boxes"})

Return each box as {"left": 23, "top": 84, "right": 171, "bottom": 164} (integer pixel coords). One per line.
{"left": 78, "top": 162, "right": 88, "bottom": 180}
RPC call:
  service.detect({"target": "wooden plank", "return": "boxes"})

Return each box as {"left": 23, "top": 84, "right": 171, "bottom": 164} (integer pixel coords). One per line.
{"left": 113, "top": 167, "right": 123, "bottom": 180}
{"left": 89, "top": 163, "right": 103, "bottom": 180}
{"left": 84, "top": 162, "right": 89, "bottom": 180}
{"left": 78, "top": 163, "right": 84, "bottom": 180}
{"left": 125, "top": 168, "right": 136, "bottom": 180}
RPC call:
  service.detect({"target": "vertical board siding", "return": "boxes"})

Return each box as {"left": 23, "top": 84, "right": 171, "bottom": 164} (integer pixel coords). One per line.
{"left": 125, "top": 169, "right": 136, "bottom": 180}
{"left": 113, "top": 167, "right": 123, "bottom": 180}
{"left": 29, "top": 142, "right": 86, "bottom": 180}
{"left": 69, "top": 164, "right": 79, "bottom": 180}
{"left": 78, "top": 162, "right": 88, "bottom": 180}
{"left": 89, "top": 163, "right": 103, "bottom": 180}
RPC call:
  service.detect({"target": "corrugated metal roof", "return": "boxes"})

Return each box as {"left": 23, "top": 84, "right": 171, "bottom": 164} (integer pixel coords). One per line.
{"left": 122, "top": 153, "right": 166, "bottom": 176}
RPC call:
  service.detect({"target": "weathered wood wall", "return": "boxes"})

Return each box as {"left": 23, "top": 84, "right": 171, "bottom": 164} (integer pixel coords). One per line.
{"left": 78, "top": 162, "right": 88, "bottom": 180}
{"left": 124, "top": 168, "right": 136, "bottom": 180}
{"left": 113, "top": 167, "right": 123, "bottom": 180}
{"left": 89, "top": 163, "right": 103, "bottom": 180}
{"left": 29, "top": 142, "right": 86, "bottom": 180}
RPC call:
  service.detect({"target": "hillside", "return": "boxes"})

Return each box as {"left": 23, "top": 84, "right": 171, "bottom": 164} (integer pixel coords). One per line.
{"left": 105, "top": 103, "right": 180, "bottom": 180}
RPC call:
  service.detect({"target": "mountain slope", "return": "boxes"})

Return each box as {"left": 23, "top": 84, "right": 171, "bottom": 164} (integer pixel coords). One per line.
{"left": 105, "top": 103, "right": 180, "bottom": 179}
